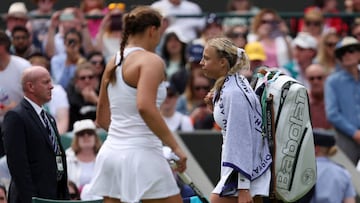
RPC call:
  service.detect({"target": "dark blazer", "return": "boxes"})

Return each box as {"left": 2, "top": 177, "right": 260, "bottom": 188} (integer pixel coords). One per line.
{"left": 2, "top": 99, "right": 69, "bottom": 203}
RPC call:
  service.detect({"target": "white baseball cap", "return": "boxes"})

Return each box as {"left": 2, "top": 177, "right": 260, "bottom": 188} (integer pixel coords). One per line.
{"left": 293, "top": 32, "right": 318, "bottom": 50}
{"left": 73, "top": 119, "right": 96, "bottom": 135}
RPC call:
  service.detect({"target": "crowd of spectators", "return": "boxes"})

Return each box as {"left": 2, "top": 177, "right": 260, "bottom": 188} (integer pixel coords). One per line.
{"left": 0, "top": 0, "right": 359, "bottom": 200}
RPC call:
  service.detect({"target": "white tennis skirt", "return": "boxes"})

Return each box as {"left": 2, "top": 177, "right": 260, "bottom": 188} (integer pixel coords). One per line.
{"left": 87, "top": 139, "right": 180, "bottom": 202}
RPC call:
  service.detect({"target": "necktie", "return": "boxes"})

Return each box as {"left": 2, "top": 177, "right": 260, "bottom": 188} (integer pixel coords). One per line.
{"left": 40, "top": 110, "right": 58, "bottom": 154}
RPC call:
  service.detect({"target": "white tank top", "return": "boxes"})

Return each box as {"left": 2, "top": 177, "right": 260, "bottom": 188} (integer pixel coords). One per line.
{"left": 106, "top": 47, "right": 167, "bottom": 149}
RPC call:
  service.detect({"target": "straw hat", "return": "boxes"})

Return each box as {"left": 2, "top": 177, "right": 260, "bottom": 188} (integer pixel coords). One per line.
{"left": 4, "top": 2, "right": 28, "bottom": 20}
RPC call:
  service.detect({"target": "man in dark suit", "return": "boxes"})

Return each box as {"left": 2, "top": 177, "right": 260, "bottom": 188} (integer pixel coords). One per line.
{"left": 2, "top": 66, "right": 69, "bottom": 203}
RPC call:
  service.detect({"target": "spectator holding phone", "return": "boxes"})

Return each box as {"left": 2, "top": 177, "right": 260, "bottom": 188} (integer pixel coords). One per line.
{"left": 51, "top": 28, "right": 86, "bottom": 89}
{"left": 95, "top": 3, "right": 125, "bottom": 62}
{"left": 44, "top": 7, "right": 94, "bottom": 58}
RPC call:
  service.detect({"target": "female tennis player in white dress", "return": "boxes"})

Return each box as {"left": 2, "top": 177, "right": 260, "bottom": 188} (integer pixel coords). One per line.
{"left": 87, "top": 6, "right": 187, "bottom": 203}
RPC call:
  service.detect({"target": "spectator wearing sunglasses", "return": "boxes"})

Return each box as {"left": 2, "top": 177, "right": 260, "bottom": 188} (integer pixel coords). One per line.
{"left": 226, "top": 24, "right": 248, "bottom": 48}
{"left": 66, "top": 119, "right": 102, "bottom": 193}
{"left": 294, "top": 1, "right": 348, "bottom": 37}
{"left": 324, "top": 36, "right": 360, "bottom": 165}
{"left": 305, "top": 64, "right": 332, "bottom": 130}
{"left": 315, "top": 30, "right": 340, "bottom": 74}
{"left": 248, "top": 8, "right": 292, "bottom": 68}
{"left": 66, "top": 62, "right": 98, "bottom": 131}
{"left": 176, "top": 73, "right": 214, "bottom": 129}
{"left": 86, "top": 51, "right": 106, "bottom": 89}
{"left": 301, "top": 8, "right": 325, "bottom": 43}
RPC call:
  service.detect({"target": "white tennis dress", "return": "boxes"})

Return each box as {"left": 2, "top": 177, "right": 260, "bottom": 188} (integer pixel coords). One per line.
{"left": 87, "top": 47, "right": 179, "bottom": 202}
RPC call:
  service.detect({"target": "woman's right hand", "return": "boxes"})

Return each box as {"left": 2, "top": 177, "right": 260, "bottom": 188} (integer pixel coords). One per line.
{"left": 238, "top": 189, "right": 253, "bottom": 203}
{"left": 172, "top": 147, "right": 187, "bottom": 173}
{"left": 204, "top": 91, "right": 214, "bottom": 112}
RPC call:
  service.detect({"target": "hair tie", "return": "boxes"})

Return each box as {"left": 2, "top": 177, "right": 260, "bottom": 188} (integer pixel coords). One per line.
{"left": 237, "top": 48, "right": 245, "bottom": 58}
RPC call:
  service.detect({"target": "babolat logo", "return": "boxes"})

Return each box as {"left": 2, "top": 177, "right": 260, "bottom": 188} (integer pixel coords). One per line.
{"left": 276, "top": 89, "right": 307, "bottom": 190}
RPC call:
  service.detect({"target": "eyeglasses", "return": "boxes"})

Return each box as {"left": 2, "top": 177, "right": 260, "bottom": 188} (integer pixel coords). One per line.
{"left": 308, "top": 75, "right": 324, "bottom": 81}
{"left": 261, "top": 20, "right": 278, "bottom": 25}
{"left": 344, "top": 46, "right": 358, "bottom": 54}
{"left": 227, "top": 32, "right": 246, "bottom": 39}
{"left": 325, "top": 42, "right": 337, "bottom": 48}
{"left": 194, "top": 85, "right": 210, "bottom": 91}
{"left": 338, "top": 46, "right": 359, "bottom": 58}
{"left": 90, "top": 60, "right": 103, "bottom": 66}
{"left": 76, "top": 130, "right": 95, "bottom": 137}
{"left": 78, "top": 75, "right": 94, "bottom": 81}
{"left": 305, "top": 20, "right": 322, "bottom": 27}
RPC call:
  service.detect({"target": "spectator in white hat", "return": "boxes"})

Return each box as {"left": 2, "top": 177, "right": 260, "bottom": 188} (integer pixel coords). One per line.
{"left": 66, "top": 119, "right": 102, "bottom": 192}
{"left": 3, "top": 2, "right": 29, "bottom": 37}
{"left": 283, "top": 32, "right": 318, "bottom": 88}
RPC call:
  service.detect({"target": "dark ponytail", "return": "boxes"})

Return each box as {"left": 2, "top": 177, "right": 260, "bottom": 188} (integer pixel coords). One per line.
{"left": 107, "top": 6, "right": 162, "bottom": 85}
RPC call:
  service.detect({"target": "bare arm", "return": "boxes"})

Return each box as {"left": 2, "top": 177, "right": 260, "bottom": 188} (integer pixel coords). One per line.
{"left": 94, "top": 13, "right": 111, "bottom": 52}
{"left": 95, "top": 57, "right": 113, "bottom": 131}
{"left": 74, "top": 8, "right": 95, "bottom": 54}
{"left": 44, "top": 11, "right": 60, "bottom": 58}
{"left": 137, "top": 54, "right": 187, "bottom": 172}
{"left": 55, "top": 107, "right": 69, "bottom": 135}
{"left": 343, "top": 197, "right": 356, "bottom": 203}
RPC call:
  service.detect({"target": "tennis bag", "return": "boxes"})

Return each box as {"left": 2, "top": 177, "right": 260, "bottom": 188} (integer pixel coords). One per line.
{"left": 253, "top": 69, "right": 316, "bottom": 202}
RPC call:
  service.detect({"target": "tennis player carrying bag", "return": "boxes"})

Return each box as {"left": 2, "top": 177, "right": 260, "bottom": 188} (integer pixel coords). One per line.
{"left": 252, "top": 69, "right": 316, "bottom": 202}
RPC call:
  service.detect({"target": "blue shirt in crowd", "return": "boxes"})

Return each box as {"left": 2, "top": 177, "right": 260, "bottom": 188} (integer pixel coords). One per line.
{"left": 310, "top": 157, "right": 356, "bottom": 203}
{"left": 324, "top": 67, "right": 360, "bottom": 137}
